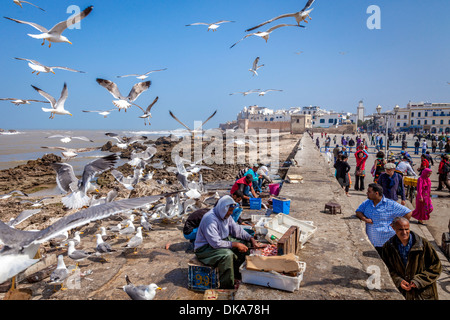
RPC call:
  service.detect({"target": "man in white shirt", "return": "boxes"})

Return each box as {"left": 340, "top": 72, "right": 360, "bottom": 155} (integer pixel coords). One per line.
{"left": 396, "top": 156, "right": 417, "bottom": 177}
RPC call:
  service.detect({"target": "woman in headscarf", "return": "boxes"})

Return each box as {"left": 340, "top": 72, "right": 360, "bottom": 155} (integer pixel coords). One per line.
{"left": 194, "top": 195, "right": 262, "bottom": 289}
{"left": 412, "top": 168, "right": 433, "bottom": 225}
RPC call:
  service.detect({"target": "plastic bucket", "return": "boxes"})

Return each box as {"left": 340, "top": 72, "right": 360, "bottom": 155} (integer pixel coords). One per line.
{"left": 269, "top": 183, "right": 280, "bottom": 196}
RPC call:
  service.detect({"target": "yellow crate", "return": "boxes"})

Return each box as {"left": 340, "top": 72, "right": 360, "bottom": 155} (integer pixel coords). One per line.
{"left": 404, "top": 176, "right": 418, "bottom": 187}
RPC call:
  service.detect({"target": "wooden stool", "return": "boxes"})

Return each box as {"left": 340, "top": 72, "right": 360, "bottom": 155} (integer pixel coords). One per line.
{"left": 324, "top": 202, "right": 342, "bottom": 215}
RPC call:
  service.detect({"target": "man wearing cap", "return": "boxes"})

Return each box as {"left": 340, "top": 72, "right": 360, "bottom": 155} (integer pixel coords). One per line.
{"left": 396, "top": 156, "right": 417, "bottom": 177}
{"left": 378, "top": 163, "right": 407, "bottom": 205}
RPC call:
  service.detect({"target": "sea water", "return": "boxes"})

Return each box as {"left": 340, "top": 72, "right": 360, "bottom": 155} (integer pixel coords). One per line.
{"left": 0, "top": 129, "right": 188, "bottom": 176}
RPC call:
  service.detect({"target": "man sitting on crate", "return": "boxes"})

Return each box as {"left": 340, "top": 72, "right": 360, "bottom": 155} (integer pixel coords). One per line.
{"left": 194, "top": 195, "right": 264, "bottom": 289}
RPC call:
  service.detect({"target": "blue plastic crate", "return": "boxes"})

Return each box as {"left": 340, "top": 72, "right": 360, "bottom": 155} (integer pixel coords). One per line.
{"left": 272, "top": 198, "right": 291, "bottom": 214}
{"left": 188, "top": 262, "right": 219, "bottom": 291}
{"left": 249, "top": 198, "right": 262, "bottom": 210}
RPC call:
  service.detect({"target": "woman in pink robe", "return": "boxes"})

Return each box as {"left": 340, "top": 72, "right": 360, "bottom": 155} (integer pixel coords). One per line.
{"left": 412, "top": 168, "right": 433, "bottom": 224}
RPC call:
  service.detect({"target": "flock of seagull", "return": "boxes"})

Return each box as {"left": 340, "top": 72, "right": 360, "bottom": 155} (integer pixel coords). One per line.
{"left": 1, "top": 0, "right": 318, "bottom": 129}
{"left": 0, "top": 125, "right": 223, "bottom": 298}
{"left": 0, "top": 0, "right": 317, "bottom": 300}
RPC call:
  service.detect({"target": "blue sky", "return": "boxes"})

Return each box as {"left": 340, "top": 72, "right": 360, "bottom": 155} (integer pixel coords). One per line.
{"left": 0, "top": 0, "right": 449, "bottom": 131}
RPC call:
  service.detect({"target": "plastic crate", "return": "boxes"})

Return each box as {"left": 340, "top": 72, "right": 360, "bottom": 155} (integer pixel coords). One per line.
{"left": 272, "top": 197, "right": 290, "bottom": 214}
{"left": 188, "top": 258, "right": 219, "bottom": 291}
{"left": 239, "top": 260, "right": 306, "bottom": 292}
{"left": 264, "top": 213, "right": 317, "bottom": 249}
{"left": 249, "top": 198, "right": 262, "bottom": 210}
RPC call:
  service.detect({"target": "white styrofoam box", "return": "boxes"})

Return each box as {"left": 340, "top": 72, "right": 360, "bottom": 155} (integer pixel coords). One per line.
{"left": 254, "top": 217, "right": 272, "bottom": 235}
{"left": 239, "top": 260, "right": 306, "bottom": 292}
{"left": 264, "top": 213, "right": 317, "bottom": 249}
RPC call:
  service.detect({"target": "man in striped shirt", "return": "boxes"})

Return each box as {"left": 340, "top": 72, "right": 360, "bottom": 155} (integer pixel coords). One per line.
{"left": 356, "top": 183, "right": 412, "bottom": 255}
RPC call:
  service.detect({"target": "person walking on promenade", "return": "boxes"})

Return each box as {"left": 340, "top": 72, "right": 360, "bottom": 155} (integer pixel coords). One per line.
{"left": 411, "top": 168, "right": 433, "bottom": 225}
{"left": 401, "top": 139, "right": 408, "bottom": 151}
{"left": 418, "top": 154, "right": 430, "bottom": 175}
{"left": 438, "top": 139, "right": 444, "bottom": 153}
{"left": 445, "top": 138, "right": 450, "bottom": 153}
{"left": 414, "top": 139, "right": 420, "bottom": 155}
{"left": 355, "top": 183, "right": 412, "bottom": 255}
{"left": 377, "top": 163, "right": 406, "bottom": 206}
{"left": 381, "top": 217, "right": 442, "bottom": 300}
{"left": 334, "top": 154, "right": 351, "bottom": 197}
{"left": 371, "top": 151, "right": 386, "bottom": 183}
{"left": 436, "top": 154, "right": 450, "bottom": 192}
{"left": 354, "top": 147, "right": 369, "bottom": 191}
{"left": 371, "top": 134, "right": 375, "bottom": 146}
{"left": 316, "top": 137, "right": 320, "bottom": 150}
{"left": 348, "top": 138, "right": 355, "bottom": 153}
{"left": 332, "top": 145, "right": 341, "bottom": 164}
{"left": 432, "top": 139, "right": 437, "bottom": 153}
{"left": 421, "top": 139, "right": 427, "bottom": 154}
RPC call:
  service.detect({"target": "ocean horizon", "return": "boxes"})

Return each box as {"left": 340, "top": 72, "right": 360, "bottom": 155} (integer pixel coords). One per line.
{"left": 0, "top": 128, "right": 193, "bottom": 175}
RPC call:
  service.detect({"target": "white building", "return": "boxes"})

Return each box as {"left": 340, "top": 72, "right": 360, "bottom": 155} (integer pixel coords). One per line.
{"left": 385, "top": 102, "right": 450, "bottom": 134}
{"left": 237, "top": 105, "right": 357, "bottom": 128}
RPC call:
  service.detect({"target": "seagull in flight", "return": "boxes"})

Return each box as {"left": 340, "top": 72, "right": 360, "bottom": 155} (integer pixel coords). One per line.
{"left": 4, "top": 5, "right": 93, "bottom": 48}
{"left": 31, "top": 82, "right": 72, "bottom": 119}
{"left": 105, "top": 132, "right": 148, "bottom": 149}
{"left": 41, "top": 146, "right": 98, "bottom": 160}
{"left": 14, "top": 57, "right": 85, "bottom": 75}
{"left": 51, "top": 154, "right": 118, "bottom": 209}
{"left": 249, "top": 57, "right": 264, "bottom": 76}
{"left": 136, "top": 96, "right": 158, "bottom": 126}
{"left": 169, "top": 110, "right": 217, "bottom": 137}
{"left": 13, "top": 0, "right": 45, "bottom": 11}
{"left": 229, "top": 89, "right": 260, "bottom": 96}
{"left": 82, "top": 108, "right": 116, "bottom": 118}
{"left": 185, "top": 20, "right": 235, "bottom": 32}
{"left": 230, "top": 24, "right": 304, "bottom": 48}
{"left": 117, "top": 68, "right": 167, "bottom": 80}
{"left": 96, "top": 78, "right": 151, "bottom": 112}
{"left": 45, "top": 134, "right": 94, "bottom": 143}
{"left": 245, "top": 0, "right": 315, "bottom": 32}
{"left": 258, "top": 89, "right": 283, "bottom": 96}
{"left": 0, "top": 98, "right": 49, "bottom": 107}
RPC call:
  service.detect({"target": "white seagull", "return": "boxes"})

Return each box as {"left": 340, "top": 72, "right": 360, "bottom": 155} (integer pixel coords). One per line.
{"left": 48, "top": 255, "right": 69, "bottom": 291}
{"left": 185, "top": 20, "right": 235, "bottom": 32}
{"left": 0, "top": 195, "right": 163, "bottom": 285}
{"left": 45, "top": 134, "right": 94, "bottom": 143}
{"left": 136, "top": 96, "right": 159, "bottom": 125}
{"left": 96, "top": 78, "right": 151, "bottom": 112}
{"left": 40, "top": 146, "right": 98, "bottom": 160}
{"left": 31, "top": 82, "right": 72, "bottom": 119}
{"left": 229, "top": 89, "right": 260, "bottom": 96}
{"left": 82, "top": 108, "right": 116, "bottom": 118}
{"left": 15, "top": 57, "right": 85, "bottom": 75}
{"left": 4, "top": 5, "right": 93, "bottom": 48}
{"left": 258, "top": 89, "right": 283, "bottom": 96}
{"left": 0, "top": 98, "right": 49, "bottom": 107}
{"left": 169, "top": 110, "right": 217, "bottom": 137}
{"left": 117, "top": 68, "right": 167, "bottom": 80}
{"left": 122, "top": 275, "right": 161, "bottom": 300}
{"left": 50, "top": 154, "right": 118, "bottom": 209}
{"left": 249, "top": 57, "right": 264, "bottom": 76}
{"left": 13, "top": 0, "right": 45, "bottom": 11}
{"left": 245, "top": 0, "right": 315, "bottom": 32}
{"left": 230, "top": 24, "right": 304, "bottom": 48}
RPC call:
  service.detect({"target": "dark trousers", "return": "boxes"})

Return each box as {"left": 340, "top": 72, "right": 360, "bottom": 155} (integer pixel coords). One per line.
{"left": 355, "top": 175, "right": 365, "bottom": 191}
{"left": 438, "top": 173, "right": 450, "bottom": 190}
